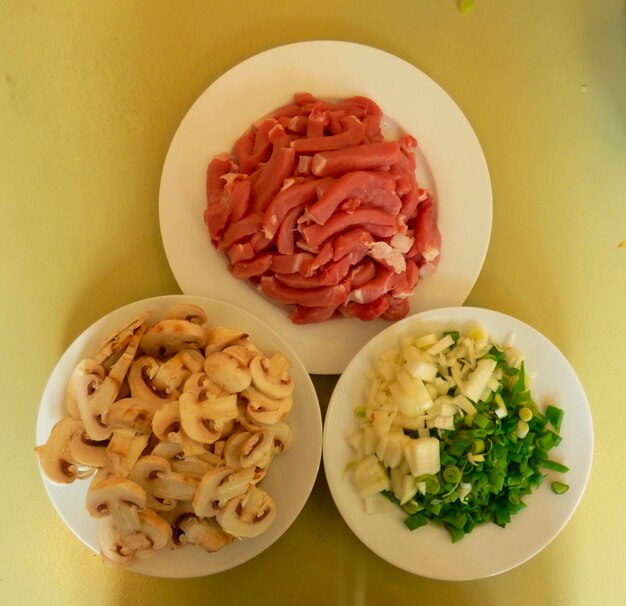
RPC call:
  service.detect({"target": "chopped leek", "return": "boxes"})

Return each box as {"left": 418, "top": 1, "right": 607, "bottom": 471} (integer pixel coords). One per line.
{"left": 346, "top": 324, "right": 569, "bottom": 542}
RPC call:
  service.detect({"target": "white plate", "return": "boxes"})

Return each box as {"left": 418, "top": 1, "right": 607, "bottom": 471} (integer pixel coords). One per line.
{"left": 159, "top": 41, "right": 492, "bottom": 374}
{"left": 323, "top": 306, "right": 593, "bottom": 580}
{"left": 35, "top": 295, "right": 322, "bottom": 578}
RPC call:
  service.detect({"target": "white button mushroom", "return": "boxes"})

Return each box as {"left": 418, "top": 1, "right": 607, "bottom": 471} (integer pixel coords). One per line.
{"left": 140, "top": 319, "right": 207, "bottom": 359}
{"left": 86, "top": 477, "right": 148, "bottom": 534}
{"left": 215, "top": 486, "right": 277, "bottom": 539}
{"left": 204, "top": 351, "right": 252, "bottom": 394}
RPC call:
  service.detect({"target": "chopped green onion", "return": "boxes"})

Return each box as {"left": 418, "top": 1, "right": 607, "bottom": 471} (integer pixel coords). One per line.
{"left": 551, "top": 481, "right": 570, "bottom": 494}
{"left": 545, "top": 405, "right": 564, "bottom": 432}
{"left": 536, "top": 458, "right": 570, "bottom": 474}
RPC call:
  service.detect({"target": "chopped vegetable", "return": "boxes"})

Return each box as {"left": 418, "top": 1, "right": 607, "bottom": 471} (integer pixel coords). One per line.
{"left": 347, "top": 325, "right": 568, "bottom": 541}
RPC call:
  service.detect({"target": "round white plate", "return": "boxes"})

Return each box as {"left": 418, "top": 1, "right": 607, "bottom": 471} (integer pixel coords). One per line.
{"left": 159, "top": 41, "right": 492, "bottom": 374}
{"left": 323, "top": 306, "right": 593, "bottom": 580}
{"left": 35, "top": 295, "right": 322, "bottom": 578}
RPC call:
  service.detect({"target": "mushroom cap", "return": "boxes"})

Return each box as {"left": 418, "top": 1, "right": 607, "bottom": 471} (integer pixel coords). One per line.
{"left": 151, "top": 349, "right": 205, "bottom": 394}
{"left": 182, "top": 372, "right": 229, "bottom": 397}
{"left": 68, "top": 360, "right": 116, "bottom": 441}
{"left": 70, "top": 430, "right": 110, "bottom": 468}
{"left": 241, "top": 386, "right": 293, "bottom": 426}
{"left": 215, "top": 486, "right": 276, "bottom": 539}
{"left": 177, "top": 515, "right": 233, "bottom": 553}
{"left": 204, "top": 327, "right": 250, "bottom": 355}
{"left": 106, "top": 428, "right": 151, "bottom": 478}
{"left": 151, "top": 401, "right": 182, "bottom": 442}
{"left": 102, "top": 397, "right": 155, "bottom": 433}
{"left": 129, "top": 454, "right": 199, "bottom": 502}
{"left": 192, "top": 465, "right": 255, "bottom": 518}
{"left": 180, "top": 390, "right": 240, "bottom": 445}
{"left": 239, "top": 428, "right": 274, "bottom": 470}
{"left": 86, "top": 477, "right": 147, "bottom": 534}
{"left": 204, "top": 351, "right": 252, "bottom": 394}
{"left": 163, "top": 304, "right": 208, "bottom": 325}
{"left": 98, "top": 507, "right": 172, "bottom": 565}
{"left": 223, "top": 430, "right": 251, "bottom": 470}
{"left": 128, "top": 356, "right": 179, "bottom": 409}
{"left": 36, "top": 416, "right": 88, "bottom": 484}
{"left": 93, "top": 312, "right": 151, "bottom": 366}
{"left": 249, "top": 353, "right": 295, "bottom": 399}
{"left": 141, "top": 319, "right": 207, "bottom": 358}
{"left": 268, "top": 421, "right": 294, "bottom": 454}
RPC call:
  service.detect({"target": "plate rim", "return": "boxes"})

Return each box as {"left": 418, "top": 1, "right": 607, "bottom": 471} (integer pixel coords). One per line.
{"left": 158, "top": 40, "right": 493, "bottom": 374}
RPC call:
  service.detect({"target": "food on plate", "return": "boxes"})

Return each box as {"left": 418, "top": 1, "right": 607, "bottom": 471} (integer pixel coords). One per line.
{"left": 36, "top": 304, "right": 295, "bottom": 566}
{"left": 346, "top": 325, "right": 568, "bottom": 542}
{"left": 204, "top": 92, "right": 441, "bottom": 324}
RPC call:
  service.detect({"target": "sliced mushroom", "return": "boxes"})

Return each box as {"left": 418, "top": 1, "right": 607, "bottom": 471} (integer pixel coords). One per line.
{"left": 268, "top": 421, "right": 294, "bottom": 454}
{"left": 239, "top": 428, "right": 274, "bottom": 470}
{"left": 86, "top": 476, "right": 147, "bottom": 534}
{"left": 192, "top": 466, "right": 255, "bottom": 518}
{"left": 68, "top": 360, "right": 116, "bottom": 441}
{"left": 106, "top": 428, "right": 151, "bottom": 478}
{"left": 249, "top": 352, "right": 294, "bottom": 399}
{"left": 98, "top": 507, "right": 172, "bottom": 565}
{"left": 68, "top": 321, "right": 148, "bottom": 441}
{"left": 129, "top": 455, "right": 199, "bottom": 503}
{"left": 204, "top": 327, "right": 250, "bottom": 355}
{"left": 215, "top": 486, "right": 276, "bottom": 539}
{"left": 182, "top": 372, "right": 229, "bottom": 397}
{"left": 223, "top": 431, "right": 251, "bottom": 470}
{"left": 165, "top": 502, "right": 233, "bottom": 552}
{"left": 151, "top": 401, "right": 181, "bottom": 443}
{"left": 93, "top": 312, "right": 151, "bottom": 366}
{"left": 151, "top": 349, "right": 205, "bottom": 394}
{"left": 102, "top": 397, "right": 155, "bottom": 433}
{"left": 141, "top": 319, "right": 207, "bottom": 358}
{"left": 35, "top": 417, "right": 90, "bottom": 484}
{"left": 179, "top": 390, "right": 239, "bottom": 444}
{"left": 241, "top": 386, "right": 293, "bottom": 426}
{"left": 128, "top": 356, "right": 178, "bottom": 409}
{"left": 222, "top": 344, "right": 258, "bottom": 367}
{"left": 177, "top": 514, "right": 233, "bottom": 553}
{"left": 204, "top": 351, "right": 252, "bottom": 394}
{"left": 98, "top": 516, "right": 134, "bottom": 566}
{"left": 163, "top": 304, "right": 209, "bottom": 325}
{"left": 70, "top": 429, "right": 110, "bottom": 468}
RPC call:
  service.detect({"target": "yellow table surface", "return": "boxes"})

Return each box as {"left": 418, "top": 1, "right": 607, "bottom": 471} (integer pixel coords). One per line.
{"left": 1, "top": 1, "right": 625, "bottom": 604}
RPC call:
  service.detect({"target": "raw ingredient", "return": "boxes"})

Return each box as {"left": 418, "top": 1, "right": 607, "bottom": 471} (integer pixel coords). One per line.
{"left": 36, "top": 304, "right": 295, "bottom": 566}
{"left": 347, "top": 325, "right": 568, "bottom": 541}
{"left": 204, "top": 92, "right": 441, "bottom": 324}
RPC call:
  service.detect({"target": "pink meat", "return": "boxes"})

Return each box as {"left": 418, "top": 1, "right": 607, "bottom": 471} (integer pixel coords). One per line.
{"left": 332, "top": 227, "right": 375, "bottom": 261}
{"left": 229, "top": 254, "right": 272, "bottom": 280}
{"left": 319, "top": 255, "right": 353, "bottom": 286}
{"left": 300, "top": 208, "right": 398, "bottom": 251}
{"left": 291, "top": 115, "right": 366, "bottom": 154}
{"left": 351, "top": 95, "right": 384, "bottom": 141}
{"left": 311, "top": 141, "right": 400, "bottom": 178}
{"left": 382, "top": 296, "right": 410, "bottom": 321}
{"left": 250, "top": 129, "right": 296, "bottom": 213}
{"left": 275, "top": 205, "right": 303, "bottom": 255}
{"left": 348, "top": 265, "right": 396, "bottom": 304}
{"left": 343, "top": 258, "right": 377, "bottom": 290}
{"left": 408, "top": 197, "right": 441, "bottom": 263}
{"left": 270, "top": 252, "right": 316, "bottom": 276}
{"left": 275, "top": 272, "right": 323, "bottom": 290}
{"left": 343, "top": 297, "right": 390, "bottom": 321}
{"left": 259, "top": 276, "right": 348, "bottom": 308}
{"left": 218, "top": 213, "right": 263, "bottom": 251}
{"left": 262, "top": 178, "right": 330, "bottom": 239}
{"left": 306, "top": 171, "right": 398, "bottom": 225}
{"left": 290, "top": 305, "right": 338, "bottom": 324}
{"left": 229, "top": 178, "right": 252, "bottom": 224}
{"left": 227, "top": 242, "right": 255, "bottom": 265}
